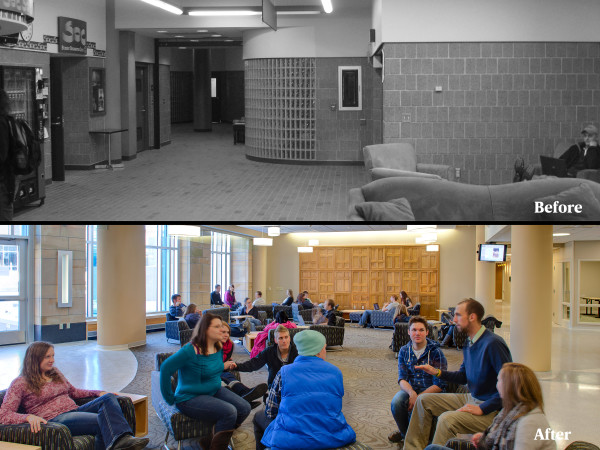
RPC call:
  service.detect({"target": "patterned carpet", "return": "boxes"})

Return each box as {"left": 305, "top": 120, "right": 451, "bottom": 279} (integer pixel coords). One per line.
{"left": 123, "top": 326, "right": 464, "bottom": 450}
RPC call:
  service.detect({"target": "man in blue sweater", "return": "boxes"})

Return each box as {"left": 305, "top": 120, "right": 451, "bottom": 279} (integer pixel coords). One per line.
{"left": 388, "top": 316, "right": 448, "bottom": 445}
{"left": 403, "top": 298, "right": 512, "bottom": 449}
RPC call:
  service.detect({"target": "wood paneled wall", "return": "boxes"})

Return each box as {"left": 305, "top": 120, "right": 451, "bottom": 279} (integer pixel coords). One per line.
{"left": 299, "top": 245, "right": 439, "bottom": 319}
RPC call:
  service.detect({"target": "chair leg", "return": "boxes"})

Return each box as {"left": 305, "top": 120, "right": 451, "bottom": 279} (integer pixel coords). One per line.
{"left": 163, "top": 431, "right": 170, "bottom": 450}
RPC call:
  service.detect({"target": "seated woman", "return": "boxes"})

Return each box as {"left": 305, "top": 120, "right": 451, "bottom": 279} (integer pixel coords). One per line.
{"left": 425, "top": 362, "right": 556, "bottom": 450}
{"left": 394, "top": 304, "right": 410, "bottom": 323}
{"left": 159, "top": 313, "right": 251, "bottom": 450}
{"left": 250, "top": 311, "right": 297, "bottom": 358}
{"left": 219, "top": 321, "right": 268, "bottom": 407}
{"left": 0, "top": 341, "right": 148, "bottom": 450}
{"left": 184, "top": 303, "right": 202, "bottom": 329}
{"left": 400, "top": 290, "right": 413, "bottom": 308}
{"left": 238, "top": 297, "right": 263, "bottom": 331}
{"left": 281, "top": 289, "right": 294, "bottom": 306}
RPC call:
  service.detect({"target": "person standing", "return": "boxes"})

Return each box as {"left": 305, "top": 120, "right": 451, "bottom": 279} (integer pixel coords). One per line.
{"left": 0, "top": 89, "right": 14, "bottom": 222}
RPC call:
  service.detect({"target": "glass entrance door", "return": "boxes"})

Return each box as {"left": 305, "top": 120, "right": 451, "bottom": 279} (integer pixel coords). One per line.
{"left": 0, "top": 239, "right": 27, "bottom": 345}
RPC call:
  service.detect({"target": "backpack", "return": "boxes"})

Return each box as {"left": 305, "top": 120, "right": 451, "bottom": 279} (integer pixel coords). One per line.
{"left": 7, "top": 116, "right": 41, "bottom": 175}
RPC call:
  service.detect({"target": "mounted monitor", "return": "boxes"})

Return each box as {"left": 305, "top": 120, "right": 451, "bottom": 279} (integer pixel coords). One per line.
{"left": 478, "top": 244, "right": 507, "bottom": 262}
{"left": 262, "top": 0, "right": 277, "bottom": 31}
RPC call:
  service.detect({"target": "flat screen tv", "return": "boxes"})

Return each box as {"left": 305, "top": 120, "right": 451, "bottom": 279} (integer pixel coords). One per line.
{"left": 478, "top": 244, "right": 507, "bottom": 262}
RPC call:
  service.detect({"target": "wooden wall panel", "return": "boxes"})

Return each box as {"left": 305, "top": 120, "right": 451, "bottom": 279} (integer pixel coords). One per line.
{"left": 299, "top": 245, "right": 440, "bottom": 318}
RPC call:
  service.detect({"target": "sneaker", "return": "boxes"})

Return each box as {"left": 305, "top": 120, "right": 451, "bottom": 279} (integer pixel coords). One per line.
{"left": 113, "top": 434, "right": 150, "bottom": 450}
{"left": 242, "top": 383, "right": 268, "bottom": 402}
{"left": 388, "top": 431, "right": 404, "bottom": 443}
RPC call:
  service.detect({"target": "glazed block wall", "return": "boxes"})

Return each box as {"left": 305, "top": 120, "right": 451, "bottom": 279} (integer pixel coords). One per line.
{"left": 382, "top": 42, "right": 600, "bottom": 185}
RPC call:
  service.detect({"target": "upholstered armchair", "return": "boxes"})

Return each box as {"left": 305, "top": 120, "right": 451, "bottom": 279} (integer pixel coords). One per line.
{"left": 202, "top": 307, "right": 230, "bottom": 323}
{"left": 370, "top": 310, "right": 396, "bottom": 328}
{"left": 299, "top": 308, "right": 314, "bottom": 324}
{"left": 408, "top": 303, "right": 421, "bottom": 315}
{"left": 0, "top": 391, "right": 135, "bottom": 450}
{"left": 363, "top": 143, "right": 453, "bottom": 182}
{"left": 254, "top": 304, "right": 274, "bottom": 320}
{"left": 272, "top": 305, "right": 297, "bottom": 319}
{"left": 166, "top": 319, "right": 190, "bottom": 344}
{"left": 311, "top": 316, "right": 346, "bottom": 348}
{"left": 152, "top": 352, "right": 218, "bottom": 450}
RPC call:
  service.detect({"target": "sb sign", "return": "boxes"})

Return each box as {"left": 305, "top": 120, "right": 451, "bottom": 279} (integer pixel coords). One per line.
{"left": 58, "top": 17, "right": 87, "bottom": 55}
{"left": 1, "top": 0, "right": 34, "bottom": 17}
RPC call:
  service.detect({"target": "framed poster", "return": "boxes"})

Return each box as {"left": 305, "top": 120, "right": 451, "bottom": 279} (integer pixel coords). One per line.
{"left": 58, "top": 17, "right": 87, "bottom": 54}
{"left": 90, "top": 68, "right": 106, "bottom": 116}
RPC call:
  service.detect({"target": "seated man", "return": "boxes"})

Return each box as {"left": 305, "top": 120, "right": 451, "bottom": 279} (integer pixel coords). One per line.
{"left": 210, "top": 284, "right": 224, "bottom": 306}
{"left": 253, "top": 330, "right": 356, "bottom": 450}
{"left": 253, "top": 290, "right": 266, "bottom": 306}
{"left": 232, "top": 325, "right": 298, "bottom": 387}
{"left": 559, "top": 124, "right": 600, "bottom": 177}
{"left": 300, "top": 291, "right": 314, "bottom": 310}
{"left": 389, "top": 316, "right": 448, "bottom": 445}
{"left": 239, "top": 297, "right": 263, "bottom": 331}
{"left": 403, "top": 298, "right": 512, "bottom": 449}
{"left": 359, "top": 294, "right": 399, "bottom": 327}
{"left": 168, "top": 294, "right": 186, "bottom": 318}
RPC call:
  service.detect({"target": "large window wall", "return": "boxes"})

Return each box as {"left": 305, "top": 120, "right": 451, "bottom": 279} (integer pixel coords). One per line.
{"left": 211, "top": 231, "right": 231, "bottom": 294}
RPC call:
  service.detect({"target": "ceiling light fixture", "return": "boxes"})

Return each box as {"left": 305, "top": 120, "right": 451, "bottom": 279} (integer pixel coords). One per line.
{"left": 553, "top": 233, "right": 570, "bottom": 237}
{"left": 308, "top": 239, "right": 319, "bottom": 246}
{"left": 277, "top": 10, "right": 321, "bottom": 15}
{"left": 211, "top": 34, "right": 222, "bottom": 37}
{"left": 321, "top": 0, "right": 333, "bottom": 13}
{"left": 174, "top": 35, "right": 184, "bottom": 38}
{"left": 167, "top": 225, "right": 200, "bottom": 237}
{"left": 426, "top": 244, "right": 440, "bottom": 252}
{"left": 197, "top": 29, "right": 208, "bottom": 32}
{"left": 407, "top": 225, "right": 437, "bottom": 231}
{"left": 140, "top": 0, "right": 183, "bottom": 15}
{"left": 157, "top": 30, "right": 168, "bottom": 33}
{"left": 268, "top": 227, "right": 280, "bottom": 237}
{"left": 298, "top": 246, "right": 313, "bottom": 253}
{"left": 254, "top": 237, "right": 273, "bottom": 246}
{"left": 188, "top": 10, "right": 261, "bottom": 16}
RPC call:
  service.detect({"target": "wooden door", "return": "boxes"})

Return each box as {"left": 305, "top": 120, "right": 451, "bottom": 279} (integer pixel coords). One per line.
{"left": 352, "top": 248, "right": 369, "bottom": 270}
{"left": 335, "top": 248, "right": 352, "bottom": 270}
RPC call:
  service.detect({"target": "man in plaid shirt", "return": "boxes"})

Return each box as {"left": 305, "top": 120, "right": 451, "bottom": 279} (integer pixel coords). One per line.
{"left": 388, "top": 316, "right": 448, "bottom": 445}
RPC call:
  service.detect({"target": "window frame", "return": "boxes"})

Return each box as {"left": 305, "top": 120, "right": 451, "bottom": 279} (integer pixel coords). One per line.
{"left": 338, "top": 65, "right": 362, "bottom": 111}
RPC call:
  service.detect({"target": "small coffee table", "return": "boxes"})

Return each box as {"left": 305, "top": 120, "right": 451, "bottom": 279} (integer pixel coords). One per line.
{"left": 0, "top": 443, "right": 42, "bottom": 450}
{"left": 243, "top": 331, "right": 260, "bottom": 353}
{"left": 117, "top": 393, "right": 148, "bottom": 437}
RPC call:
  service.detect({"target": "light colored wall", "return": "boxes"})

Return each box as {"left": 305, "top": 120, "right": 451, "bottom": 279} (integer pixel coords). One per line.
{"left": 135, "top": 34, "right": 155, "bottom": 64}
{"left": 574, "top": 241, "right": 600, "bottom": 327}
{"left": 580, "top": 261, "right": 600, "bottom": 298}
{"left": 35, "top": 0, "right": 106, "bottom": 51}
{"left": 380, "top": 0, "right": 600, "bottom": 43}
{"left": 263, "top": 226, "right": 476, "bottom": 308}
{"left": 212, "top": 47, "right": 244, "bottom": 72}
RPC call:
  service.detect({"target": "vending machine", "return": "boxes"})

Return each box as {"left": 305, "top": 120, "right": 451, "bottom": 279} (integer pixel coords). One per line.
{"left": 0, "top": 65, "right": 46, "bottom": 210}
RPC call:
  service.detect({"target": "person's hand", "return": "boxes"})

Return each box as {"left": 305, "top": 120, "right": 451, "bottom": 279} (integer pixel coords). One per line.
{"left": 457, "top": 404, "right": 483, "bottom": 416}
{"left": 407, "top": 391, "right": 418, "bottom": 411}
{"left": 471, "top": 432, "right": 483, "bottom": 447}
{"left": 414, "top": 364, "right": 438, "bottom": 376}
{"left": 224, "top": 361, "right": 236, "bottom": 370}
{"left": 26, "top": 414, "right": 47, "bottom": 433}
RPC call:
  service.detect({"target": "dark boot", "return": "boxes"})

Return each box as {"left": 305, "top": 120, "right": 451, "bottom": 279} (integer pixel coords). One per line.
{"left": 229, "top": 381, "right": 248, "bottom": 397}
{"left": 112, "top": 434, "right": 150, "bottom": 450}
{"left": 241, "top": 383, "right": 268, "bottom": 402}
{"left": 199, "top": 429, "right": 214, "bottom": 450}
{"left": 441, "top": 332, "right": 452, "bottom": 347}
{"left": 209, "top": 430, "right": 234, "bottom": 450}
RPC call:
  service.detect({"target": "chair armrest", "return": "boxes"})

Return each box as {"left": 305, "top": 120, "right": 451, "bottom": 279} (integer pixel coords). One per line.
{"left": 0, "top": 422, "right": 78, "bottom": 450}
{"left": 416, "top": 163, "right": 452, "bottom": 180}
{"left": 179, "top": 329, "right": 193, "bottom": 346}
{"left": 372, "top": 167, "right": 442, "bottom": 181}
{"left": 444, "top": 438, "right": 476, "bottom": 449}
{"left": 576, "top": 169, "right": 600, "bottom": 183}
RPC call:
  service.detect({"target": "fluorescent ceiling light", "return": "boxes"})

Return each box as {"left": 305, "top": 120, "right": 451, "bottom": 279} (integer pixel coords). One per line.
{"left": 174, "top": 35, "right": 184, "bottom": 38}
{"left": 168, "top": 225, "right": 200, "bottom": 237}
{"left": 277, "top": 10, "right": 321, "bottom": 15}
{"left": 212, "top": 34, "right": 222, "bottom": 37}
{"left": 157, "top": 30, "right": 168, "bottom": 33}
{"left": 298, "top": 247, "right": 313, "bottom": 253}
{"left": 268, "top": 227, "right": 280, "bottom": 237}
{"left": 179, "top": 47, "right": 187, "bottom": 49}
{"left": 426, "top": 244, "right": 439, "bottom": 252}
{"left": 407, "top": 225, "right": 437, "bottom": 231}
{"left": 553, "top": 233, "right": 570, "bottom": 237}
{"left": 321, "top": 0, "right": 333, "bottom": 13}
{"left": 308, "top": 240, "right": 319, "bottom": 246}
{"left": 189, "top": 10, "right": 261, "bottom": 16}
{"left": 254, "top": 237, "right": 273, "bottom": 246}
{"left": 140, "top": 0, "right": 183, "bottom": 15}
{"left": 197, "top": 29, "right": 208, "bottom": 32}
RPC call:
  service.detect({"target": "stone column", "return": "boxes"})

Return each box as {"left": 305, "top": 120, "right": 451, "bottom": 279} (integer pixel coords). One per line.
{"left": 253, "top": 245, "right": 267, "bottom": 301}
{"left": 104, "top": 0, "right": 123, "bottom": 158}
{"left": 510, "top": 225, "right": 553, "bottom": 371}
{"left": 475, "top": 225, "right": 496, "bottom": 316}
{"left": 193, "top": 49, "right": 212, "bottom": 132}
{"left": 97, "top": 225, "right": 146, "bottom": 349}
{"left": 119, "top": 30, "right": 136, "bottom": 159}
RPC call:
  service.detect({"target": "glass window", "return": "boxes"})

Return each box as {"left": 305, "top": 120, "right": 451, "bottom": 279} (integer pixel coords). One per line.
{"left": 338, "top": 66, "right": 362, "bottom": 111}
{"left": 85, "top": 225, "right": 179, "bottom": 317}
{"left": 211, "top": 232, "right": 231, "bottom": 295}
{"left": 0, "top": 225, "right": 28, "bottom": 236}
{"left": 0, "top": 244, "right": 20, "bottom": 296}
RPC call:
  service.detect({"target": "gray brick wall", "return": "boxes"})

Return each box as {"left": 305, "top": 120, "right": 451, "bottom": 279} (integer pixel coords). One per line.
{"left": 315, "top": 58, "right": 382, "bottom": 161}
{"left": 382, "top": 42, "right": 600, "bottom": 185}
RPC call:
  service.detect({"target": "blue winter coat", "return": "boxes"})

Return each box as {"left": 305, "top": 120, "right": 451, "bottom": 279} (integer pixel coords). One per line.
{"left": 261, "top": 355, "right": 356, "bottom": 450}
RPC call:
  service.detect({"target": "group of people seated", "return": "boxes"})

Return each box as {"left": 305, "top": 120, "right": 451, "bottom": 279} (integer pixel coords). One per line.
{"left": 359, "top": 290, "right": 414, "bottom": 327}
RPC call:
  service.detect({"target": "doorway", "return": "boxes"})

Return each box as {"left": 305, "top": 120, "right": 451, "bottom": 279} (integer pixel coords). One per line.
{"left": 50, "top": 58, "right": 65, "bottom": 181}
{"left": 0, "top": 239, "right": 27, "bottom": 345}
{"left": 136, "top": 65, "right": 149, "bottom": 152}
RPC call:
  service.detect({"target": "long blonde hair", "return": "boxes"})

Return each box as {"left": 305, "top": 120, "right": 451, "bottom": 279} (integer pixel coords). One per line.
{"left": 21, "top": 342, "right": 63, "bottom": 394}
{"left": 499, "top": 362, "right": 544, "bottom": 417}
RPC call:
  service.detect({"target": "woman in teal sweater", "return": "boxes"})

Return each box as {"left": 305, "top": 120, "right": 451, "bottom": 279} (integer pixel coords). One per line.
{"left": 160, "top": 313, "right": 251, "bottom": 449}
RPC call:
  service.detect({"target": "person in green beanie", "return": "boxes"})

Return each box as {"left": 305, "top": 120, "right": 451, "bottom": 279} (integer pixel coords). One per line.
{"left": 253, "top": 330, "right": 356, "bottom": 450}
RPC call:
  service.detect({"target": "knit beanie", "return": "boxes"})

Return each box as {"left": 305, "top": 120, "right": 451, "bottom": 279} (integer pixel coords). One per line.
{"left": 294, "top": 330, "right": 326, "bottom": 356}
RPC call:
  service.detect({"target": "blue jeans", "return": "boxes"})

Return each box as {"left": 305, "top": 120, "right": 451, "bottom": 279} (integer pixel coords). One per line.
{"left": 391, "top": 390, "right": 413, "bottom": 437}
{"left": 425, "top": 446, "right": 452, "bottom": 450}
{"left": 248, "top": 318, "right": 262, "bottom": 331}
{"left": 49, "top": 393, "right": 132, "bottom": 450}
{"left": 229, "top": 324, "right": 247, "bottom": 338}
{"left": 176, "top": 386, "right": 251, "bottom": 433}
{"left": 358, "top": 310, "right": 372, "bottom": 326}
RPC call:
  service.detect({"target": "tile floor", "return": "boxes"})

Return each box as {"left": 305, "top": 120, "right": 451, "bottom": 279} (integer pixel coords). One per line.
{"left": 16, "top": 124, "right": 368, "bottom": 222}
{"left": 0, "top": 324, "right": 598, "bottom": 448}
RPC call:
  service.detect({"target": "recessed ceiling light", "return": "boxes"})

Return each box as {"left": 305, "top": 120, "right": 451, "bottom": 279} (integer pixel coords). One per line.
{"left": 212, "top": 34, "right": 222, "bottom": 37}
{"left": 179, "top": 47, "right": 187, "bottom": 49}
{"left": 224, "top": 39, "right": 234, "bottom": 42}
{"left": 157, "top": 30, "right": 168, "bottom": 33}
{"left": 553, "top": 233, "right": 571, "bottom": 237}
{"left": 197, "top": 29, "right": 208, "bottom": 32}
{"left": 174, "top": 35, "right": 184, "bottom": 38}
{"left": 190, "top": 39, "right": 199, "bottom": 42}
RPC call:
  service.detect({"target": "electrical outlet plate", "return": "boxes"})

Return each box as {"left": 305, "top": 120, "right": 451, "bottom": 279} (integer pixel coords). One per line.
{"left": 402, "top": 113, "right": 411, "bottom": 122}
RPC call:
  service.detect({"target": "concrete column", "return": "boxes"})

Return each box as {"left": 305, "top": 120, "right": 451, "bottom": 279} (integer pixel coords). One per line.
{"left": 193, "top": 49, "right": 212, "bottom": 132}
{"left": 510, "top": 225, "right": 553, "bottom": 371}
{"left": 104, "top": 0, "right": 122, "bottom": 159}
{"left": 97, "top": 226, "right": 146, "bottom": 349}
{"left": 253, "top": 245, "right": 267, "bottom": 300}
{"left": 475, "top": 225, "right": 496, "bottom": 316}
{"left": 119, "top": 30, "right": 136, "bottom": 159}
